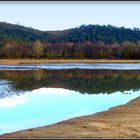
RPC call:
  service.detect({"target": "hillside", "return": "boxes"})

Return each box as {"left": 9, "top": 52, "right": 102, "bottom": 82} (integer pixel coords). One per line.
{"left": 48, "top": 24, "right": 140, "bottom": 44}
{"left": 0, "top": 22, "right": 140, "bottom": 44}
{"left": 0, "top": 22, "right": 140, "bottom": 59}
{"left": 0, "top": 22, "right": 53, "bottom": 43}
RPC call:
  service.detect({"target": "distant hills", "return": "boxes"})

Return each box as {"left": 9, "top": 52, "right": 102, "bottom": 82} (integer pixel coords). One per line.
{"left": 0, "top": 22, "right": 140, "bottom": 44}
{"left": 0, "top": 22, "right": 140, "bottom": 59}
{"left": 0, "top": 22, "right": 50, "bottom": 43}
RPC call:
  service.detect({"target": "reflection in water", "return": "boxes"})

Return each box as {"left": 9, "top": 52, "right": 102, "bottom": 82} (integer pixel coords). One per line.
{"left": 0, "top": 68, "right": 140, "bottom": 135}
{"left": 0, "top": 80, "right": 23, "bottom": 99}
{"left": 0, "top": 69, "right": 140, "bottom": 96}
{"left": 1, "top": 63, "right": 140, "bottom": 70}
{"left": 0, "top": 87, "right": 140, "bottom": 135}
{"left": 0, "top": 95, "right": 27, "bottom": 108}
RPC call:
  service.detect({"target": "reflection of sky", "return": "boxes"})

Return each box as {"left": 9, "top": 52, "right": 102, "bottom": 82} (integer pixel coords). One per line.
{"left": 1, "top": 63, "right": 140, "bottom": 70}
{"left": 0, "top": 96, "right": 27, "bottom": 108}
{"left": 0, "top": 87, "right": 140, "bottom": 135}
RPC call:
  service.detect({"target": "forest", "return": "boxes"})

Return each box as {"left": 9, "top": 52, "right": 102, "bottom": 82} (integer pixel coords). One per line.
{"left": 0, "top": 22, "right": 140, "bottom": 59}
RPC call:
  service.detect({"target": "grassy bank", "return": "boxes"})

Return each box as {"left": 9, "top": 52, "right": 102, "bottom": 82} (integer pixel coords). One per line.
{"left": 0, "top": 59, "right": 140, "bottom": 65}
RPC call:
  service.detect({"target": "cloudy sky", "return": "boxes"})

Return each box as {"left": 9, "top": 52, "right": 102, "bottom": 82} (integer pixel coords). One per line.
{"left": 0, "top": 1, "right": 139, "bottom": 31}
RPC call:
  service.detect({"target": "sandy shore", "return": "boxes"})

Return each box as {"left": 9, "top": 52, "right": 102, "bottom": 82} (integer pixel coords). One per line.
{"left": 0, "top": 59, "right": 140, "bottom": 65}
{"left": 1, "top": 96, "right": 140, "bottom": 138}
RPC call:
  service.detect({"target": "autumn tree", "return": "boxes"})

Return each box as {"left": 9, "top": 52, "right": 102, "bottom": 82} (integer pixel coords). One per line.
{"left": 33, "top": 40, "right": 44, "bottom": 58}
{"left": 4, "top": 41, "right": 15, "bottom": 58}
{"left": 122, "top": 41, "right": 136, "bottom": 59}
{"left": 73, "top": 43, "right": 84, "bottom": 58}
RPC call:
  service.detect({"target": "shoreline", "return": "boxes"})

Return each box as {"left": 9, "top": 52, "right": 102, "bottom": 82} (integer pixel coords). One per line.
{"left": 1, "top": 96, "right": 140, "bottom": 138}
{"left": 0, "top": 59, "right": 140, "bottom": 65}
{"left": 1, "top": 59, "right": 140, "bottom": 138}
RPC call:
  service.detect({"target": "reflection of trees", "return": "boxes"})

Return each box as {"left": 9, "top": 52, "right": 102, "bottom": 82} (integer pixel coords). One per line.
{"left": 121, "top": 71, "right": 137, "bottom": 80}
{"left": 33, "top": 70, "right": 45, "bottom": 81}
{"left": 0, "top": 69, "right": 140, "bottom": 94}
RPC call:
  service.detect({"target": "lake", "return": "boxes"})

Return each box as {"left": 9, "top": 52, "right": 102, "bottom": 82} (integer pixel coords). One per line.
{"left": 0, "top": 63, "right": 140, "bottom": 135}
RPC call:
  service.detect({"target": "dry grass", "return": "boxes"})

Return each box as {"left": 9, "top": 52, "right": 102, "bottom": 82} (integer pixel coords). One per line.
{"left": 0, "top": 59, "right": 140, "bottom": 65}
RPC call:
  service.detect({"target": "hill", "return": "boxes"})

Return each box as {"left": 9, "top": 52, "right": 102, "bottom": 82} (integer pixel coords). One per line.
{"left": 0, "top": 22, "right": 53, "bottom": 43}
{"left": 0, "top": 22, "right": 140, "bottom": 59}
{"left": 0, "top": 22, "right": 140, "bottom": 44}
{"left": 48, "top": 24, "right": 140, "bottom": 44}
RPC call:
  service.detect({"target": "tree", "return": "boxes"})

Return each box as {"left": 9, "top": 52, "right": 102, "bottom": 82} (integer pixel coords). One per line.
{"left": 83, "top": 41, "right": 93, "bottom": 58}
{"left": 4, "top": 41, "right": 15, "bottom": 58}
{"left": 122, "top": 41, "right": 136, "bottom": 59}
{"left": 33, "top": 40, "right": 44, "bottom": 58}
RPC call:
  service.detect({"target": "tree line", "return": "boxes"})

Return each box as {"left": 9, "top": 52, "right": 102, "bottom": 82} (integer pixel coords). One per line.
{"left": 0, "top": 39, "right": 140, "bottom": 59}
{"left": 0, "top": 22, "right": 140, "bottom": 59}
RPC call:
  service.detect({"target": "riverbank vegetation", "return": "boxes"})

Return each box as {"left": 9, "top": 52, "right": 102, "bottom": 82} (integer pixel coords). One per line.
{"left": 0, "top": 22, "right": 140, "bottom": 59}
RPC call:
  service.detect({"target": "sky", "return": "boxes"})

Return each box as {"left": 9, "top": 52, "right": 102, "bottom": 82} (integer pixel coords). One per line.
{"left": 0, "top": 1, "right": 140, "bottom": 31}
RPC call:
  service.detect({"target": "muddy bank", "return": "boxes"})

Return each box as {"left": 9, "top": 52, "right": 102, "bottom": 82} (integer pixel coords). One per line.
{"left": 1, "top": 96, "right": 140, "bottom": 138}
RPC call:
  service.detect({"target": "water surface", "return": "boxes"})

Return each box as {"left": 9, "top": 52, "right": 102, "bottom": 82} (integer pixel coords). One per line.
{"left": 0, "top": 64, "right": 140, "bottom": 135}
{"left": 0, "top": 63, "right": 140, "bottom": 70}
